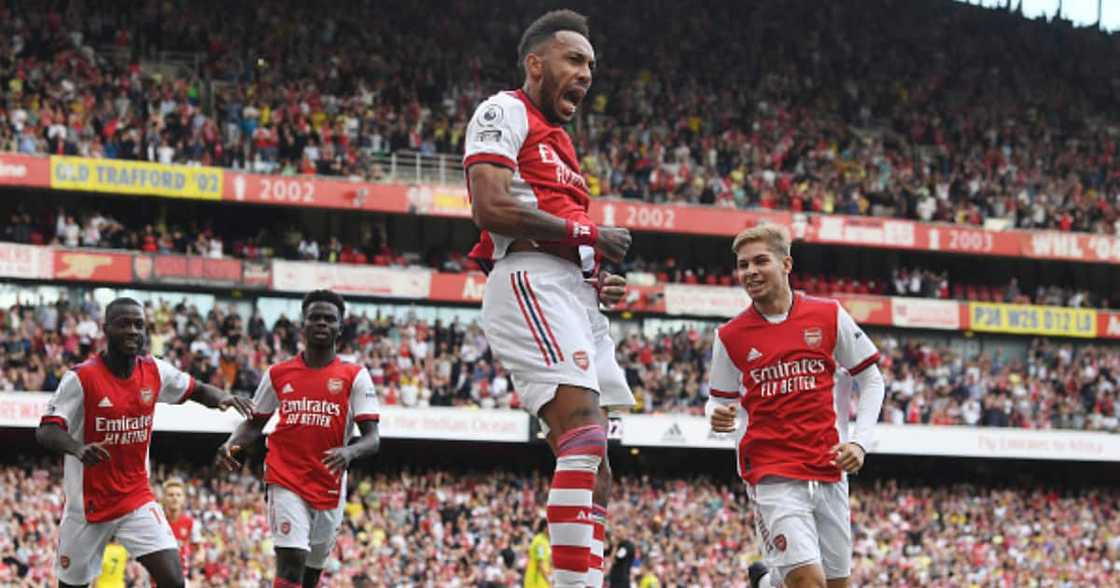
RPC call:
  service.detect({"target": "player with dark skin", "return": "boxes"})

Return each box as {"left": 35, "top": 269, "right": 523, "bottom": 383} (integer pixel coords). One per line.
{"left": 217, "top": 298, "right": 380, "bottom": 588}
{"left": 469, "top": 16, "right": 631, "bottom": 528}
{"left": 36, "top": 299, "right": 253, "bottom": 588}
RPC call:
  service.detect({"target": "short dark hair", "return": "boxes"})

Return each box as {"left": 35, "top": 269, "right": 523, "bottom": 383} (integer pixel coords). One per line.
{"left": 301, "top": 289, "right": 345, "bottom": 318}
{"left": 518, "top": 9, "right": 590, "bottom": 67}
{"left": 105, "top": 297, "right": 142, "bottom": 319}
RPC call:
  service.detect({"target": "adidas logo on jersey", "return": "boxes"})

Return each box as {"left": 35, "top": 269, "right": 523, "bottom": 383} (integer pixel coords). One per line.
{"left": 281, "top": 383, "right": 294, "bottom": 394}
{"left": 747, "top": 348, "right": 763, "bottom": 362}
{"left": 98, "top": 396, "right": 113, "bottom": 408}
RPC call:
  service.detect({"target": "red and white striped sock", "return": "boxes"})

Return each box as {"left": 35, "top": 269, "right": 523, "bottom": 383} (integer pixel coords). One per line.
{"left": 548, "top": 424, "right": 606, "bottom": 588}
{"left": 587, "top": 503, "right": 608, "bottom": 587}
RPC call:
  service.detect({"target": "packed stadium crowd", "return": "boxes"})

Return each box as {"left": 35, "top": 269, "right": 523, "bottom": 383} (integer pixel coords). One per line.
{"left": 1, "top": 201, "right": 1111, "bottom": 311}
{"left": 0, "top": 461, "right": 1116, "bottom": 586}
{"left": 0, "top": 298, "right": 1117, "bottom": 432}
{"left": 2, "top": 0, "right": 1120, "bottom": 233}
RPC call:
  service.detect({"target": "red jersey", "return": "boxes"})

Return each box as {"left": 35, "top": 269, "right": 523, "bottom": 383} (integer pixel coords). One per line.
{"left": 463, "top": 90, "right": 596, "bottom": 273}
{"left": 708, "top": 293, "right": 879, "bottom": 484}
{"left": 169, "top": 513, "right": 199, "bottom": 573}
{"left": 251, "top": 355, "right": 379, "bottom": 510}
{"left": 40, "top": 355, "right": 195, "bottom": 523}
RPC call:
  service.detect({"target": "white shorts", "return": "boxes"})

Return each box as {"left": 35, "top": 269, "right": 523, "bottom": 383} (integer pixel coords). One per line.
{"left": 482, "top": 252, "right": 634, "bottom": 416}
{"left": 55, "top": 501, "right": 179, "bottom": 585}
{"left": 267, "top": 484, "right": 344, "bottom": 569}
{"left": 747, "top": 476, "right": 852, "bottom": 581}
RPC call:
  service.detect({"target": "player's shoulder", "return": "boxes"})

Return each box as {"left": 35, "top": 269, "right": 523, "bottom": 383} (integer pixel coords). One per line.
{"left": 794, "top": 292, "right": 842, "bottom": 316}
{"left": 71, "top": 354, "right": 101, "bottom": 374}
{"left": 719, "top": 306, "right": 763, "bottom": 334}
{"left": 267, "top": 355, "right": 305, "bottom": 377}
{"left": 334, "top": 358, "right": 368, "bottom": 380}
{"left": 470, "top": 90, "right": 529, "bottom": 127}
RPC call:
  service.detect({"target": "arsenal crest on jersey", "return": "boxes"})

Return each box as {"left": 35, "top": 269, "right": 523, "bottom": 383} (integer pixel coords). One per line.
{"left": 327, "top": 378, "right": 344, "bottom": 395}
{"left": 140, "top": 387, "right": 154, "bottom": 405}
{"left": 803, "top": 327, "right": 822, "bottom": 348}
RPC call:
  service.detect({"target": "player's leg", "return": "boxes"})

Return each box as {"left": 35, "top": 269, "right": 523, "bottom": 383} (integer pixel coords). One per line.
{"left": 588, "top": 309, "right": 634, "bottom": 588}
{"left": 274, "top": 548, "right": 309, "bottom": 587}
{"left": 748, "top": 480, "right": 826, "bottom": 588}
{"left": 301, "top": 566, "right": 324, "bottom": 588}
{"left": 782, "top": 563, "right": 827, "bottom": 588}
{"left": 56, "top": 511, "right": 114, "bottom": 588}
{"left": 589, "top": 452, "right": 610, "bottom": 588}
{"left": 135, "top": 549, "right": 185, "bottom": 588}
{"left": 538, "top": 384, "right": 608, "bottom": 588}
{"left": 814, "top": 477, "right": 853, "bottom": 588}
{"left": 268, "top": 485, "right": 315, "bottom": 587}
{"left": 116, "top": 502, "right": 184, "bottom": 588}
{"left": 302, "top": 498, "right": 344, "bottom": 588}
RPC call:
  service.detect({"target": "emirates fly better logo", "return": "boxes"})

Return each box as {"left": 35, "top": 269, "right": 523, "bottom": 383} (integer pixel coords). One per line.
{"left": 749, "top": 358, "right": 827, "bottom": 398}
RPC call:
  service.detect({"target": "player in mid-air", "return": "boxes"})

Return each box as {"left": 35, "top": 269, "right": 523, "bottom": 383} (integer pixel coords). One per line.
{"left": 465, "top": 9, "right": 634, "bottom": 587}
{"left": 705, "top": 226, "right": 886, "bottom": 588}
{"left": 37, "top": 297, "right": 253, "bottom": 588}
{"left": 217, "top": 290, "right": 380, "bottom": 588}
{"left": 159, "top": 478, "right": 200, "bottom": 581}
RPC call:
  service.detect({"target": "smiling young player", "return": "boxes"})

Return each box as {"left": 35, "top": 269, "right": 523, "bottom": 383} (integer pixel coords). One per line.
{"left": 705, "top": 226, "right": 886, "bottom": 588}
{"left": 37, "top": 297, "right": 253, "bottom": 588}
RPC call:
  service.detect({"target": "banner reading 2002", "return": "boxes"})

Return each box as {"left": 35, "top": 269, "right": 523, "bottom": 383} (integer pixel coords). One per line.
{"left": 49, "top": 156, "right": 223, "bottom": 200}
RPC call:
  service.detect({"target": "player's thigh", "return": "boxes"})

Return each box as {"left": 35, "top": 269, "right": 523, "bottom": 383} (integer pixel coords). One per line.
{"left": 56, "top": 510, "right": 114, "bottom": 585}
{"left": 268, "top": 485, "right": 314, "bottom": 552}
{"left": 136, "top": 548, "right": 184, "bottom": 586}
{"left": 814, "top": 478, "right": 853, "bottom": 581}
{"left": 538, "top": 383, "right": 606, "bottom": 444}
{"left": 306, "top": 502, "right": 345, "bottom": 569}
{"left": 116, "top": 502, "right": 179, "bottom": 558}
{"left": 782, "top": 562, "right": 828, "bottom": 588}
{"left": 748, "top": 480, "right": 822, "bottom": 574}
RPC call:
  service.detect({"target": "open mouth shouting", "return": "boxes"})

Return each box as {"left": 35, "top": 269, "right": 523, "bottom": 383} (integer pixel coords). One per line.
{"left": 558, "top": 85, "right": 587, "bottom": 118}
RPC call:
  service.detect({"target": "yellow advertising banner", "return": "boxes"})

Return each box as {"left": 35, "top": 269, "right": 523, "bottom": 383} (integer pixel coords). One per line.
{"left": 968, "top": 302, "right": 1097, "bottom": 338}
{"left": 49, "top": 156, "right": 222, "bottom": 200}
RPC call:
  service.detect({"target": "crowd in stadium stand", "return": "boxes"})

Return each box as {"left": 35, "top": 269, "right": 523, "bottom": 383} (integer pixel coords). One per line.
{"left": 0, "top": 202, "right": 1111, "bottom": 311}
{"left": 0, "top": 462, "right": 1117, "bottom": 586}
{"left": 2, "top": 1, "right": 1120, "bottom": 234}
{"left": 1, "top": 299, "right": 1118, "bottom": 432}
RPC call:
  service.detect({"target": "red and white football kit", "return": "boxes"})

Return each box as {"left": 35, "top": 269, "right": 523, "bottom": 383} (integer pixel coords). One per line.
{"left": 168, "top": 513, "right": 200, "bottom": 576}
{"left": 464, "top": 89, "right": 633, "bottom": 416}
{"left": 706, "top": 293, "right": 885, "bottom": 580}
{"left": 251, "top": 355, "right": 378, "bottom": 568}
{"left": 40, "top": 355, "right": 194, "bottom": 585}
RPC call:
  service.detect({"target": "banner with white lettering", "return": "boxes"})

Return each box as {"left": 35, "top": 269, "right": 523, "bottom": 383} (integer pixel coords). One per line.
{"left": 662, "top": 284, "right": 750, "bottom": 318}
{"left": 271, "top": 261, "right": 433, "bottom": 299}
{"left": 617, "top": 413, "right": 1120, "bottom": 461}
{"left": 377, "top": 406, "right": 530, "bottom": 443}
{"left": 0, "top": 243, "right": 54, "bottom": 280}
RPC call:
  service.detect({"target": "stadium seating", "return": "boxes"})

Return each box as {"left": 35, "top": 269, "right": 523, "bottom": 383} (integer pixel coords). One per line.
{"left": 0, "top": 462, "right": 1116, "bottom": 586}
{"left": 0, "top": 300, "right": 1116, "bottom": 432}
{"left": 2, "top": 0, "right": 1119, "bottom": 234}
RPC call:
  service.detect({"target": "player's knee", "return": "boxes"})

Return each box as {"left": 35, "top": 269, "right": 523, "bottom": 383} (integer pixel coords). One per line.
{"left": 784, "top": 564, "right": 827, "bottom": 588}
{"left": 302, "top": 566, "right": 324, "bottom": 588}
{"left": 275, "top": 549, "right": 308, "bottom": 582}
{"left": 542, "top": 385, "right": 601, "bottom": 434}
